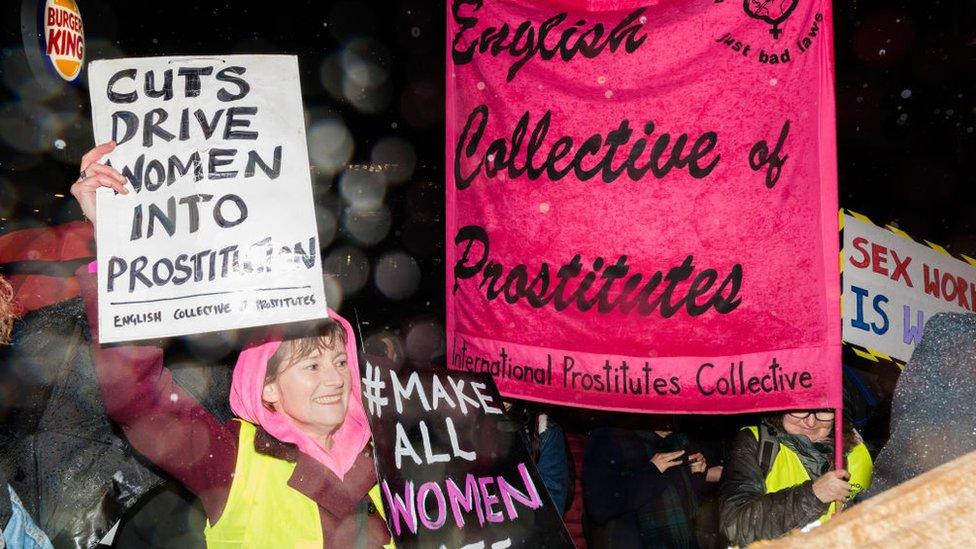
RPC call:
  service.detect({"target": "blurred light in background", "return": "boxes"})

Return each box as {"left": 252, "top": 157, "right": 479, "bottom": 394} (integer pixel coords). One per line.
{"left": 323, "top": 245, "right": 369, "bottom": 298}
{"left": 374, "top": 251, "right": 420, "bottom": 300}
{"left": 370, "top": 136, "right": 416, "bottom": 185}
{"left": 405, "top": 317, "right": 445, "bottom": 363}
{"left": 342, "top": 204, "right": 391, "bottom": 246}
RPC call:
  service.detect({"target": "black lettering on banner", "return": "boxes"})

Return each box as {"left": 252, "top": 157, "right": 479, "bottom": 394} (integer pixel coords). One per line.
{"left": 451, "top": 0, "right": 649, "bottom": 82}
{"left": 111, "top": 111, "right": 139, "bottom": 145}
{"left": 454, "top": 226, "right": 742, "bottom": 318}
{"left": 196, "top": 109, "right": 224, "bottom": 139}
{"left": 147, "top": 197, "right": 177, "bottom": 238}
{"left": 695, "top": 358, "right": 815, "bottom": 397}
{"left": 143, "top": 108, "right": 176, "bottom": 147}
{"left": 748, "top": 119, "right": 790, "bottom": 189}
{"left": 244, "top": 146, "right": 282, "bottom": 178}
{"left": 208, "top": 148, "right": 238, "bottom": 179}
{"left": 213, "top": 194, "right": 248, "bottom": 228}
{"left": 454, "top": 105, "right": 720, "bottom": 189}
{"left": 107, "top": 68, "right": 138, "bottom": 103}
{"left": 178, "top": 193, "right": 214, "bottom": 233}
{"left": 177, "top": 66, "right": 214, "bottom": 98}
{"left": 216, "top": 66, "right": 250, "bottom": 101}
{"left": 224, "top": 107, "right": 259, "bottom": 140}
{"left": 144, "top": 69, "right": 174, "bottom": 100}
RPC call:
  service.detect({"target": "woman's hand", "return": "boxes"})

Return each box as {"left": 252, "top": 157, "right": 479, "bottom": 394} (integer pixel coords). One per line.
{"left": 688, "top": 452, "right": 707, "bottom": 474}
{"left": 812, "top": 469, "right": 851, "bottom": 503}
{"left": 70, "top": 141, "right": 129, "bottom": 228}
{"left": 651, "top": 450, "right": 686, "bottom": 473}
{"left": 706, "top": 465, "right": 723, "bottom": 483}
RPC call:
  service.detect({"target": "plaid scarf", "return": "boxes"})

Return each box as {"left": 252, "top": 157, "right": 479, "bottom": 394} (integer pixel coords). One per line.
{"left": 634, "top": 432, "right": 699, "bottom": 549}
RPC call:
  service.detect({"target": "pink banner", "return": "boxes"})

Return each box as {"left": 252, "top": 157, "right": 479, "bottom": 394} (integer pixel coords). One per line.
{"left": 446, "top": 0, "right": 841, "bottom": 414}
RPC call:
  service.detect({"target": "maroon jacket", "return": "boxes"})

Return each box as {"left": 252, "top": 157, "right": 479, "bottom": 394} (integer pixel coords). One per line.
{"left": 78, "top": 271, "right": 390, "bottom": 547}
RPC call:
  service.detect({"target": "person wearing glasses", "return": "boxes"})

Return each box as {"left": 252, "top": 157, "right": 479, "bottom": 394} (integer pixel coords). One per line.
{"left": 718, "top": 410, "right": 873, "bottom": 546}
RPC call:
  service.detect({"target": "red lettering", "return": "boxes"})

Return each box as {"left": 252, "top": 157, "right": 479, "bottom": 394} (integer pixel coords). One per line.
{"left": 63, "top": 33, "right": 77, "bottom": 57}
{"left": 942, "top": 274, "right": 957, "bottom": 303}
{"left": 889, "top": 250, "right": 913, "bottom": 287}
{"left": 923, "top": 265, "right": 940, "bottom": 298}
{"left": 931, "top": 271, "right": 976, "bottom": 311}
{"left": 955, "top": 276, "right": 971, "bottom": 310}
{"left": 46, "top": 28, "right": 62, "bottom": 55}
{"left": 871, "top": 243, "right": 889, "bottom": 276}
{"left": 46, "top": 8, "right": 83, "bottom": 34}
{"left": 849, "top": 237, "right": 870, "bottom": 268}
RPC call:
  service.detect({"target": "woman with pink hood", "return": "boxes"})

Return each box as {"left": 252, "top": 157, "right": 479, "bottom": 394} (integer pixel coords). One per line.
{"left": 70, "top": 142, "right": 391, "bottom": 547}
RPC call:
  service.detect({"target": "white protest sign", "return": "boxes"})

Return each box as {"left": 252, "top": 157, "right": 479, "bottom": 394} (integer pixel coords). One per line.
{"left": 89, "top": 55, "right": 326, "bottom": 343}
{"left": 842, "top": 212, "right": 976, "bottom": 362}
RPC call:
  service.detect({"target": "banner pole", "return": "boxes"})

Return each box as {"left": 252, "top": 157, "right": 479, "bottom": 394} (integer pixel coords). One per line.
{"left": 834, "top": 404, "right": 845, "bottom": 512}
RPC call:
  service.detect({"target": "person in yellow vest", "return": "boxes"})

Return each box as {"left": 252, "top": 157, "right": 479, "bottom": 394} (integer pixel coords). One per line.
{"left": 70, "top": 142, "right": 392, "bottom": 547}
{"left": 718, "top": 410, "right": 872, "bottom": 546}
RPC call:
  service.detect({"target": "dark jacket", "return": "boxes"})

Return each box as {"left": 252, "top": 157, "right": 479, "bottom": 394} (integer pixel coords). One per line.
{"left": 0, "top": 297, "right": 163, "bottom": 548}
{"left": 76, "top": 271, "right": 389, "bottom": 547}
{"left": 584, "top": 427, "right": 704, "bottom": 549}
{"left": 536, "top": 421, "right": 570, "bottom": 515}
{"left": 717, "top": 428, "right": 827, "bottom": 546}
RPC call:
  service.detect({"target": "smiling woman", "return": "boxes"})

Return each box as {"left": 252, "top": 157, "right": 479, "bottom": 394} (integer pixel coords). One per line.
{"left": 259, "top": 321, "right": 351, "bottom": 450}
{"left": 70, "top": 141, "right": 392, "bottom": 545}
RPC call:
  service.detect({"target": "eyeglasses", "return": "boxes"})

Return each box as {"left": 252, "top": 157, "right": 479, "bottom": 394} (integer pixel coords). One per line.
{"left": 787, "top": 411, "right": 835, "bottom": 422}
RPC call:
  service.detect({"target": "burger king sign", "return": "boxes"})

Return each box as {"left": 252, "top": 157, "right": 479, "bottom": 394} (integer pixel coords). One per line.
{"left": 37, "top": 0, "right": 85, "bottom": 83}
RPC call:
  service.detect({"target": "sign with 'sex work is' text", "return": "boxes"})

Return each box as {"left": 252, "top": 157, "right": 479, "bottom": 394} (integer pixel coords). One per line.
{"left": 361, "top": 359, "right": 574, "bottom": 548}
{"left": 842, "top": 212, "right": 976, "bottom": 362}
{"left": 88, "top": 55, "right": 327, "bottom": 343}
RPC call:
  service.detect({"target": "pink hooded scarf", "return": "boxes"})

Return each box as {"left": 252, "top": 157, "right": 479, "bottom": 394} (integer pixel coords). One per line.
{"left": 228, "top": 308, "right": 371, "bottom": 480}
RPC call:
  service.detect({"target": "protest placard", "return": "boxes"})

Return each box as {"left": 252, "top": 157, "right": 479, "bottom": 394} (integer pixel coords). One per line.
{"left": 361, "top": 359, "right": 574, "bottom": 548}
{"left": 446, "top": 0, "right": 842, "bottom": 413}
{"left": 842, "top": 211, "right": 976, "bottom": 362}
{"left": 88, "top": 55, "right": 326, "bottom": 343}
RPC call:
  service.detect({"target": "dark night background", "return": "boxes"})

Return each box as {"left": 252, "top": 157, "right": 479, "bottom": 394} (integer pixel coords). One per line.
{"left": 0, "top": 0, "right": 974, "bottom": 545}
{"left": 2, "top": 0, "right": 449, "bottom": 365}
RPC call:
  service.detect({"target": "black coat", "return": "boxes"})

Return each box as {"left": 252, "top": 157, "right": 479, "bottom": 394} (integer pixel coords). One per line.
{"left": 0, "top": 298, "right": 232, "bottom": 548}
{"left": 717, "top": 429, "right": 827, "bottom": 547}
{"left": 583, "top": 427, "right": 703, "bottom": 549}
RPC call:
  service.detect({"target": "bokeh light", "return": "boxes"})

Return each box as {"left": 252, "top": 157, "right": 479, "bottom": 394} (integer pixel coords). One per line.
{"left": 370, "top": 136, "right": 416, "bottom": 185}
{"left": 307, "top": 117, "right": 354, "bottom": 176}
{"left": 339, "top": 169, "right": 386, "bottom": 211}
{"left": 323, "top": 245, "right": 370, "bottom": 297}
{"left": 342, "top": 204, "right": 391, "bottom": 246}
{"left": 405, "top": 317, "right": 445, "bottom": 363}
{"left": 374, "top": 251, "right": 420, "bottom": 300}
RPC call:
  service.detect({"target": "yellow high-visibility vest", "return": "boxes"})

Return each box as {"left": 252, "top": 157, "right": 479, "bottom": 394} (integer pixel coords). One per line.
{"left": 745, "top": 425, "right": 872, "bottom": 521}
{"left": 204, "top": 420, "right": 388, "bottom": 548}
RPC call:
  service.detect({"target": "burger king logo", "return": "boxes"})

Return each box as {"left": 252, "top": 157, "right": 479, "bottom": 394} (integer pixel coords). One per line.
{"left": 42, "top": 0, "right": 84, "bottom": 82}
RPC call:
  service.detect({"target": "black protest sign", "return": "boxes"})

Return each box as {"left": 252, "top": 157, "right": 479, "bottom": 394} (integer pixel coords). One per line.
{"left": 361, "top": 359, "right": 574, "bottom": 548}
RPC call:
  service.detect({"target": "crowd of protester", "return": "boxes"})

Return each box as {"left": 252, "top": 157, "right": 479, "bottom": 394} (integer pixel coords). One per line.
{"left": 0, "top": 142, "right": 963, "bottom": 548}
